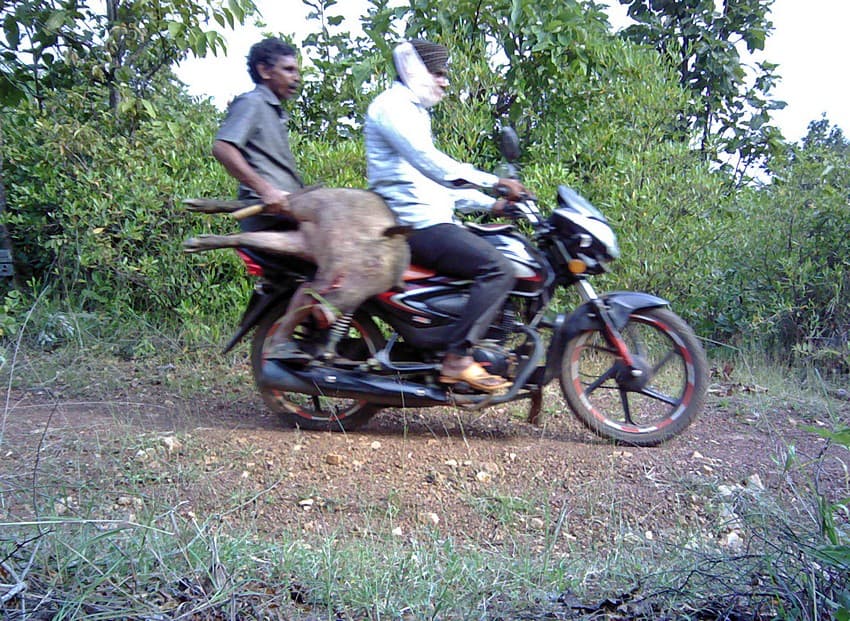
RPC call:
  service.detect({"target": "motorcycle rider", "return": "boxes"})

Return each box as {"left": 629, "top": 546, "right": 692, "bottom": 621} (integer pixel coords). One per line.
{"left": 364, "top": 39, "right": 527, "bottom": 393}
{"left": 212, "top": 37, "right": 303, "bottom": 233}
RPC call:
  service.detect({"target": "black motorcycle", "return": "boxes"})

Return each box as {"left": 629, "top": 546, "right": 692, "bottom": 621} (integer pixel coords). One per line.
{"left": 222, "top": 129, "right": 707, "bottom": 446}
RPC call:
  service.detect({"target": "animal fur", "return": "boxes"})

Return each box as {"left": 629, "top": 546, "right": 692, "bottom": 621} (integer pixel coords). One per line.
{"left": 183, "top": 186, "right": 410, "bottom": 337}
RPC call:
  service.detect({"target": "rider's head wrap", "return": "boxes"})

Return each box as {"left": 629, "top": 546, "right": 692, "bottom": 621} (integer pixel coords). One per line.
{"left": 392, "top": 39, "right": 449, "bottom": 108}
{"left": 409, "top": 39, "right": 449, "bottom": 74}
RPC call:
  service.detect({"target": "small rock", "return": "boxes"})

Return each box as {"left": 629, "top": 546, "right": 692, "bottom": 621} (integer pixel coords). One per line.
{"left": 529, "top": 517, "right": 545, "bottom": 530}
{"left": 444, "top": 459, "right": 458, "bottom": 467}
{"left": 483, "top": 462, "right": 500, "bottom": 474}
{"left": 745, "top": 474, "right": 765, "bottom": 490}
{"left": 420, "top": 512, "right": 440, "bottom": 526}
{"left": 719, "top": 505, "right": 743, "bottom": 529}
{"left": 370, "top": 441, "right": 382, "bottom": 450}
{"left": 692, "top": 451, "right": 705, "bottom": 460}
{"left": 391, "top": 526, "right": 403, "bottom": 537}
{"left": 116, "top": 496, "right": 134, "bottom": 507}
{"left": 325, "top": 454, "right": 343, "bottom": 466}
{"left": 298, "top": 498, "right": 315, "bottom": 508}
{"left": 161, "top": 436, "right": 181, "bottom": 452}
{"left": 54, "top": 497, "right": 74, "bottom": 515}
{"left": 717, "top": 484, "right": 736, "bottom": 497}
{"left": 720, "top": 531, "right": 743, "bottom": 550}
{"left": 475, "top": 471, "right": 492, "bottom": 483}
{"left": 645, "top": 530, "right": 654, "bottom": 540}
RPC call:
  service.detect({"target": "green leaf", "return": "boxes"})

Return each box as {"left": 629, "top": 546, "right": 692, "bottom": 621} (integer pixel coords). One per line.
{"left": 228, "top": 0, "right": 245, "bottom": 22}
{"left": 44, "top": 10, "right": 66, "bottom": 32}
{"left": 812, "top": 545, "right": 850, "bottom": 569}
{"left": 141, "top": 99, "right": 157, "bottom": 119}
{"left": 3, "top": 15, "right": 20, "bottom": 49}
{"left": 802, "top": 424, "right": 850, "bottom": 447}
{"left": 167, "top": 21, "right": 184, "bottom": 38}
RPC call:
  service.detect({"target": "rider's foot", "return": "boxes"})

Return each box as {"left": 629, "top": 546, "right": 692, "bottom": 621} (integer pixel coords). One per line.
{"left": 266, "top": 341, "right": 313, "bottom": 364}
{"left": 439, "top": 354, "right": 510, "bottom": 393}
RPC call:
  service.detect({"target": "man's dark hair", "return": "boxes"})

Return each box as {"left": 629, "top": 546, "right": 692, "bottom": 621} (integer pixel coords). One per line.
{"left": 247, "top": 38, "right": 297, "bottom": 84}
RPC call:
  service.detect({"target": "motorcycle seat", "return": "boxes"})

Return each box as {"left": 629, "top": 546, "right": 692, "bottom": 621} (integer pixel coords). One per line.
{"left": 465, "top": 222, "right": 515, "bottom": 235}
{"left": 403, "top": 265, "right": 437, "bottom": 281}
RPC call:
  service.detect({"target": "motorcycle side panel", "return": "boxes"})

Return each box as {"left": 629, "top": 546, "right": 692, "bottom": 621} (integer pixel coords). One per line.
{"left": 479, "top": 233, "right": 548, "bottom": 296}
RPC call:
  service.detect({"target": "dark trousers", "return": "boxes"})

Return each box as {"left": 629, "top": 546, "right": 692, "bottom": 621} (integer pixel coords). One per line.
{"left": 239, "top": 213, "right": 299, "bottom": 232}
{"left": 407, "top": 223, "right": 514, "bottom": 356}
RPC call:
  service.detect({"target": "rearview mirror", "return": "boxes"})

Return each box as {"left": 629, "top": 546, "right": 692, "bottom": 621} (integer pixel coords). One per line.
{"left": 498, "top": 127, "right": 521, "bottom": 162}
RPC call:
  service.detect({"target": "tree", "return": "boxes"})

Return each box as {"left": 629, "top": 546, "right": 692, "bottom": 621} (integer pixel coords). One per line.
{"left": 618, "top": 0, "right": 785, "bottom": 179}
{"left": 0, "top": 0, "right": 257, "bottom": 292}
{"left": 704, "top": 117, "right": 850, "bottom": 363}
{"left": 294, "top": 0, "right": 383, "bottom": 141}
{"left": 0, "top": 0, "right": 257, "bottom": 113}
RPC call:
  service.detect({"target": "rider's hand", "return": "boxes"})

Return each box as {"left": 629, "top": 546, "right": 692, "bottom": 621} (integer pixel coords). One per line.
{"left": 491, "top": 198, "right": 512, "bottom": 217}
{"left": 260, "top": 188, "right": 291, "bottom": 215}
{"left": 494, "top": 178, "right": 527, "bottom": 202}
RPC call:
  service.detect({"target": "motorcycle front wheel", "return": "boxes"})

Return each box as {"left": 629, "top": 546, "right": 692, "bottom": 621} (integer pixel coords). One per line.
{"left": 560, "top": 307, "right": 707, "bottom": 446}
{"left": 251, "top": 301, "right": 385, "bottom": 432}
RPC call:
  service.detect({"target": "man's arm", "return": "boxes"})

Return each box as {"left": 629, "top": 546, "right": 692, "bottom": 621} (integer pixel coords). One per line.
{"left": 369, "top": 94, "right": 526, "bottom": 206}
{"left": 212, "top": 140, "right": 290, "bottom": 213}
{"left": 369, "top": 95, "right": 498, "bottom": 190}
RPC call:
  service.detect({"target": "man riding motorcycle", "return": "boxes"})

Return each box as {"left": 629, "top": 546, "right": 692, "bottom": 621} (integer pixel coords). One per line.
{"left": 364, "top": 39, "right": 528, "bottom": 393}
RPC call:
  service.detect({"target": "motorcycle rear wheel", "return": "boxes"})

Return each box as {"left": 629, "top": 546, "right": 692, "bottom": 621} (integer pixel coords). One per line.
{"left": 560, "top": 307, "right": 707, "bottom": 446}
{"left": 251, "top": 302, "right": 385, "bottom": 431}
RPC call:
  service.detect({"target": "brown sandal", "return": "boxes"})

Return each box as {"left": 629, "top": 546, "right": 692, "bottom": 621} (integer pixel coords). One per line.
{"left": 439, "top": 361, "right": 511, "bottom": 393}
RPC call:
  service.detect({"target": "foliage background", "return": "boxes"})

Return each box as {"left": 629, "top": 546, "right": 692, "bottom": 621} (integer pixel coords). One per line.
{"left": 1, "top": 0, "right": 848, "bottom": 371}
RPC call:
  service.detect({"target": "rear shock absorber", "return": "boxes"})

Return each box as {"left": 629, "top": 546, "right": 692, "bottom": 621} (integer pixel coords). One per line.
{"left": 322, "top": 312, "right": 354, "bottom": 360}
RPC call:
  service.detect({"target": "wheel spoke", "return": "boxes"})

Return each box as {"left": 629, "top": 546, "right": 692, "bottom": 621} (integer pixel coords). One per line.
{"left": 583, "top": 364, "right": 618, "bottom": 395}
{"left": 651, "top": 349, "right": 678, "bottom": 376}
{"left": 639, "top": 385, "right": 681, "bottom": 407}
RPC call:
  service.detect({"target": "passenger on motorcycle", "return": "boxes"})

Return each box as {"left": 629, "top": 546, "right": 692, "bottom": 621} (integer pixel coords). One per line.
{"left": 364, "top": 39, "right": 527, "bottom": 392}
{"left": 212, "top": 38, "right": 303, "bottom": 234}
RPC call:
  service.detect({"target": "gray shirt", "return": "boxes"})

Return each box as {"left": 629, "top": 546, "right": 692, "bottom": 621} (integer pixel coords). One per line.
{"left": 364, "top": 82, "right": 500, "bottom": 229}
{"left": 215, "top": 84, "right": 303, "bottom": 200}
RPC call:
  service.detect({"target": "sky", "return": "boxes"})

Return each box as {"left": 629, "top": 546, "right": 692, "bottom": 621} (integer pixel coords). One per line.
{"left": 175, "top": 0, "right": 850, "bottom": 143}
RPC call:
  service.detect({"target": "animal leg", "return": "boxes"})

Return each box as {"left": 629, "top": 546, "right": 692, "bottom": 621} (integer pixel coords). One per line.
{"left": 183, "top": 231, "right": 315, "bottom": 262}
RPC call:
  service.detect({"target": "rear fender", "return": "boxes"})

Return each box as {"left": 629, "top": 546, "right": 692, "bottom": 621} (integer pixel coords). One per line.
{"left": 543, "top": 291, "right": 668, "bottom": 383}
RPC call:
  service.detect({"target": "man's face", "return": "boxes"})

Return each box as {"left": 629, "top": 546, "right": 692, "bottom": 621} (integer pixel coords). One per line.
{"left": 430, "top": 68, "right": 449, "bottom": 104}
{"left": 259, "top": 54, "right": 301, "bottom": 101}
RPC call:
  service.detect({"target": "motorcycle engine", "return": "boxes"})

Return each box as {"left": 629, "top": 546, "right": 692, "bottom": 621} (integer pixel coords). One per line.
{"left": 472, "top": 342, "right": 514, "bottom": 378}
{"left": 474, "top": 303, "right": 518, "bottom": 377}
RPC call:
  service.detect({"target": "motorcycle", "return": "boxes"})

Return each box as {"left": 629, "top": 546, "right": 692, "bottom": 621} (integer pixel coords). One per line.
{"left": 221, "top": 129, "right": 707, "bottom": 446}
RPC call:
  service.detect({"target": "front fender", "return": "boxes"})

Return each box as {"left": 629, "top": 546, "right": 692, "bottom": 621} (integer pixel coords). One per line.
{"left": 543, "top": 291, "right": 669, "bottom": 384}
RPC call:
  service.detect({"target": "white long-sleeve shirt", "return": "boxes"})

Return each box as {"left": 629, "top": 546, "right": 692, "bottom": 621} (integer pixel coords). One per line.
{"left": 364, "top": 81, "right": 500, "bottom": 229}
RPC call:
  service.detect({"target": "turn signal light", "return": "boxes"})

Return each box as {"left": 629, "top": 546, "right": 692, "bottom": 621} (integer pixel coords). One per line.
{"left": 567, "top": 259, "right": 587, "bottom": 274}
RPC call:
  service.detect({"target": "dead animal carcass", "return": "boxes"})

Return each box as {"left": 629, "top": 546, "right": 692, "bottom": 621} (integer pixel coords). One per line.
{"left": 183, "top": 186, "right": 410, "bottom": 336}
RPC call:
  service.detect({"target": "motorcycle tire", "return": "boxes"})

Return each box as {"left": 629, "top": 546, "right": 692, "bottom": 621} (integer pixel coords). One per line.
{"left": 251, "top": 301, "right": 385, "bottom": 432}
{"left": 560, "top": 307, "right": 707, "bottom": 447}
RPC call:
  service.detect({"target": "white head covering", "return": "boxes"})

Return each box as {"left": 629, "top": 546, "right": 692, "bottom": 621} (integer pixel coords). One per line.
{"left": 392, "top": 41, "right": 445, "bottom": 108}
